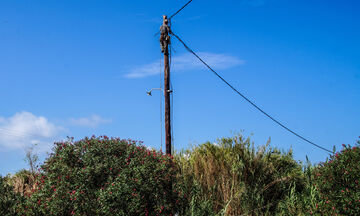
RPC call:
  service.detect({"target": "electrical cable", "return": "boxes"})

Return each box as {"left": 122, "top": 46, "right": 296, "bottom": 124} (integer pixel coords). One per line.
{"left": 170, "top": 44, "right": 175, "bottom": 154}
{"left": 169, "top": 0, "right": 193, "bottom": 20}
{"left": 171, "top": 32, "right": 333, "bottom": 154}
{"left": 160, "top": 51, "right": 163, "bottom": 152}
{"left": 170, "top": 81, "right": 174, "bottom": 154}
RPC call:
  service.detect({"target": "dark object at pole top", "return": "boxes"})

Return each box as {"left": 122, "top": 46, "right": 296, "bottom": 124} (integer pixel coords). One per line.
{"left": 160, "top": 15, "right": 171, "bottom": 54}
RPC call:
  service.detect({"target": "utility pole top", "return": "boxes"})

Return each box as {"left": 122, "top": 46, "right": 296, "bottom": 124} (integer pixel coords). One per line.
{"left": 163, "top": 15, "right": 168, "bottom": 21}
{"left": 160, "top": 15, "right": 171, "bottom": 55}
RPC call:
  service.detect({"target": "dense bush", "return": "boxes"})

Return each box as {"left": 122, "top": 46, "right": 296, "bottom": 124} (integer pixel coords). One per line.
{"left": 175, "top": 135, "right": 305, "bottom": 215}
{"left": 17, "top": 136, "right": 184, "bottom": 216}
{"left": 313, "top": 140, "right": 360, "bottom": 215}
{"left": 276, "top": 159, "right": 321, "bottom": 215}
{"left": 0, "top": 176, "right": 23, "bottom": 216}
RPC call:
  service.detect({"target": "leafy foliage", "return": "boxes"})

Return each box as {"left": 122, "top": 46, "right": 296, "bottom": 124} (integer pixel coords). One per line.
{"left": 276, "top": 159, "right": 321, "bottom": 215}
{"left": 313, "top": 139, "right": 360, "bottom": 215}
{"left": 18, "top": 136, "right": 184, "bottom": 216}
{"left": 0, "top": 176, "right": 23, "bottom": 216}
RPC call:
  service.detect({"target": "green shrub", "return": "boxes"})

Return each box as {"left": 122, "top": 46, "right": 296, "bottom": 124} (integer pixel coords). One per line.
{"left": 313, "top": 139, "right": 360, "bottom": 215}
{"left": 18, "top": 136, "right": 184, "bottom": 216}
{"left": 177, "top": 181, "right": 216, "bottom": 216}
{"left": 276, "top": 160, "right": 321, "bottom": 215}
{"left": 0, "top": 176, "right": 23, "bottom": 216}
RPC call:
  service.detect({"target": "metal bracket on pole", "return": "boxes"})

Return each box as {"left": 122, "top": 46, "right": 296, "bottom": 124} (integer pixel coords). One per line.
{"left": 146, "top": 88, "right": 163, "bottom": 96}
{"left": 146, "top": 88, "right": 173, "bottom": 96}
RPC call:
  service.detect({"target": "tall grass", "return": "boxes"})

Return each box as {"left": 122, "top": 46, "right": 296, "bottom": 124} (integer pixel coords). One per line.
{"left": 175, "top": 134, "right": 307, "bottom": 215}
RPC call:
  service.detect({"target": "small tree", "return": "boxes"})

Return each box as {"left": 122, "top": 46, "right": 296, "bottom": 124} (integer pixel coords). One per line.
{"left": 24, "top": 144, "right": 39, "bottom": 174}
{"left": 313, "top": 139, "right": 360, "bottom": 215}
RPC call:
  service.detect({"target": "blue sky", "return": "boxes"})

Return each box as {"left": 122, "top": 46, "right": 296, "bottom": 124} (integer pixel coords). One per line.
{"left": 0, "top": 0, "right": 359, "bottom": 175}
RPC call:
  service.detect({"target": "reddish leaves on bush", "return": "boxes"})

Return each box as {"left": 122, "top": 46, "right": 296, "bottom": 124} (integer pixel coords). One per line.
{"left": 313, "top": 140, "right": 360, "bottom": 215}
{"left": 17, "top": 136, "right": 185, "bottom": 216}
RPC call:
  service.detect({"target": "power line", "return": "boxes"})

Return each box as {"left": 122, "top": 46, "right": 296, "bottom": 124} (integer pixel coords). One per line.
{"left": 160, "top": 50, "right": 163, "bottom": 152}
{"left": 171, "top": 32, "right": 333, "bottom": 154}
{"left": 170, "top": 44, "right": 175, "bottom": 154}
{"left": 169, "top": 0, "right": 193, "bottom": 20}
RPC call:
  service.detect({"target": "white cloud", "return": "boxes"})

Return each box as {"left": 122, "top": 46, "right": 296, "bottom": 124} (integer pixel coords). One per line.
{"left": 69, "top": 115, "right": 111, "bottom": 128}
{"left": 0, "top": 111, "right": 63, "bottom": 151}
{"left": 125, "top": 52, "right": 245, "bottom": 78}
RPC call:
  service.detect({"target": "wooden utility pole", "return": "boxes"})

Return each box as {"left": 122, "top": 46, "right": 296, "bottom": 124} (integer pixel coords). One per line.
{"left": 160, "top": 15, "right": 172, "bottom": 155}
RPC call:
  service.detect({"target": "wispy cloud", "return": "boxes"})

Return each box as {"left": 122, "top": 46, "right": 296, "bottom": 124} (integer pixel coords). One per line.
{"left": 125, "top": 52, "right": 245, "bottom": 78}
{"left": 0, "top": 111, "right": 63, "bottom": 151}
{"left": 69, "top": 115, "right": 111, "bottom": 128}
